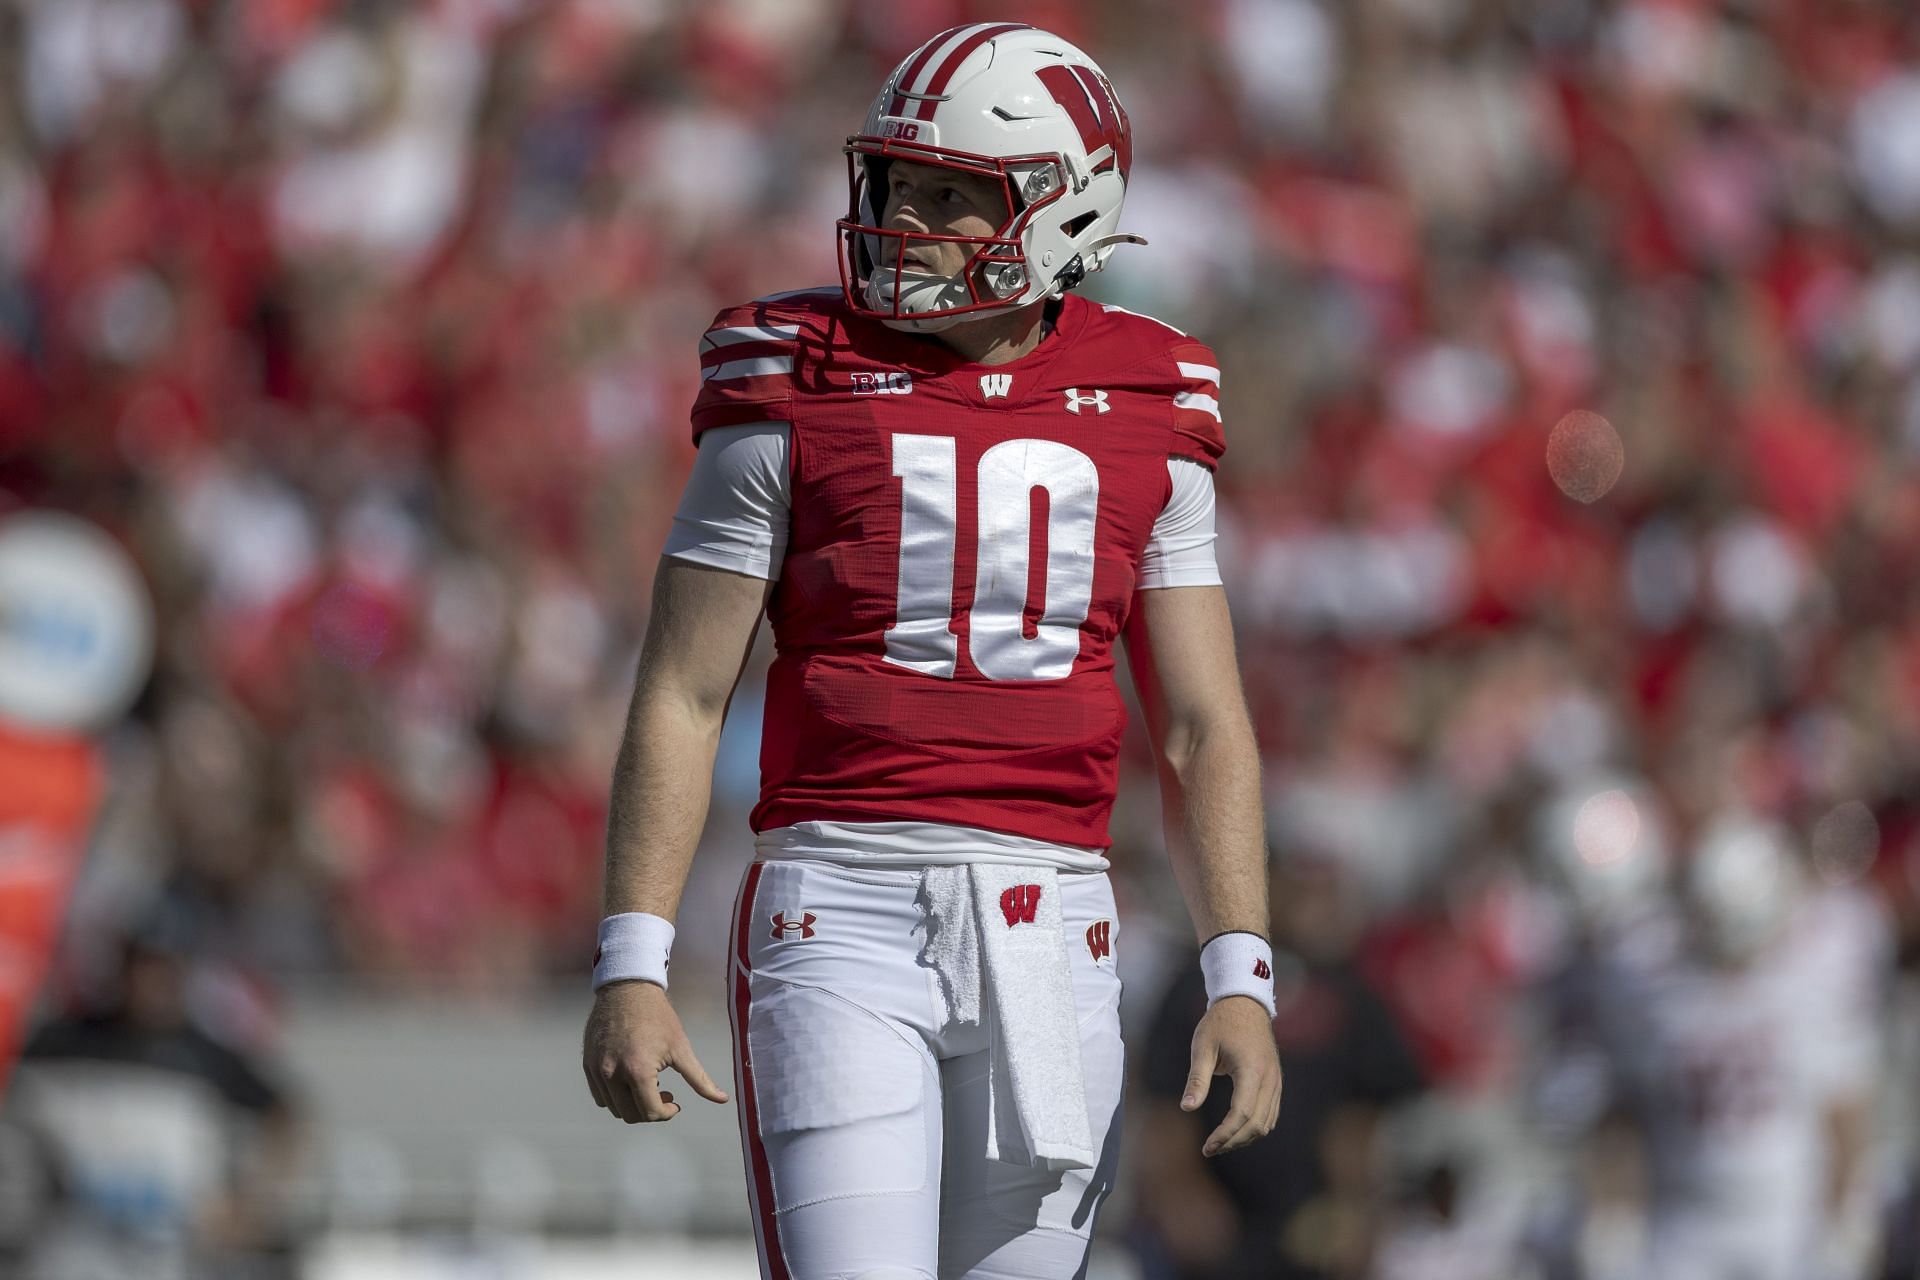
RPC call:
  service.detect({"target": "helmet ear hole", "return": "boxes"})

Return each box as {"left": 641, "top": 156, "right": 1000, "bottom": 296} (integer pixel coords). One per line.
{"left": 1053, "top": 254, "right": 1086, "bottom": 293}
{"left": 1061, "top": 211, "right": 1098, "bottom": 239}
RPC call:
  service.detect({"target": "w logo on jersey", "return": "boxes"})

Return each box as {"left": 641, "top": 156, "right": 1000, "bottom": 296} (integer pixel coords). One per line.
{"left": 1086, "top": 919, "right": 1113, "bottom": 963}
{"left": 1000, "top": 884, "right": 1042, "bottom": 927}
{"left": 770, "top": 911, "right": 817, "bottom": 939}
{"left": 979, "top": 373, "right": 1013, "bottom": 400}
{"left": 1063, "top": 388, "right": 1109, "bottom": 414}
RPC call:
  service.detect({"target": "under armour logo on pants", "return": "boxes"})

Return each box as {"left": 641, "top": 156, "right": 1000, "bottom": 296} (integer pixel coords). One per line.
{"left": 770, "top": 911, "right": 817, "bottom": 939}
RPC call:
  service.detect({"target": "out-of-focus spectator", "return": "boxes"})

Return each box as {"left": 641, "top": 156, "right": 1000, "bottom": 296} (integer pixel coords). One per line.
{"left": 1131, "top": 847, "right": 1424, "bottom": 1279}
{"left": 5, "top": 910, "right": 301, "bottom": 1279}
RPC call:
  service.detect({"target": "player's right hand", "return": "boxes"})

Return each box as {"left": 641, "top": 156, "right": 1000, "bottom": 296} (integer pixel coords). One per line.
{"left": 582, "top": 980, "right": 730, "bottom": 1123}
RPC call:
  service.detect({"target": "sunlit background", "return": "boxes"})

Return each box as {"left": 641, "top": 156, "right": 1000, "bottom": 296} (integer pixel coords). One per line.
{"left": 1, "top": 0, "right": 1918, "bottom": 1278}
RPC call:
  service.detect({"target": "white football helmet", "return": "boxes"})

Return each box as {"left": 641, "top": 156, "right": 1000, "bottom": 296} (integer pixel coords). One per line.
{"left": 838, "top": 22, "right": 1146, "bottom": 332}
{"left": 1534, "top": 773, "right": 1672, "bottom": 932}
{"left": 1684, "top": 814, "right": 1803, "bottom": 963}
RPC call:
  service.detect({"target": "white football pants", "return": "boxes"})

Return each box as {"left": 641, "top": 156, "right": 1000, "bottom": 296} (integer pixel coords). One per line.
{"left": 1644, "top": 1204, "right": 1818, "bottom": 1280}
{"left": 725, "top": 857, "right": 1126, "bottom": 1280}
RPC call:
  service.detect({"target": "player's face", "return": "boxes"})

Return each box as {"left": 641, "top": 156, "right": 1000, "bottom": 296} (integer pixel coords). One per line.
{"left": 877, "top": 159, "right": 1011, "bottom": 278}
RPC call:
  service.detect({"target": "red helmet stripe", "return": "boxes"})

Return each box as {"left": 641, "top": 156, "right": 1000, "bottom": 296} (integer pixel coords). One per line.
{"left": 888, "top": 25, "right": 966, "bottom": 117}
{"left": 912, "top": 22, "right": 1032, "bottom": 120}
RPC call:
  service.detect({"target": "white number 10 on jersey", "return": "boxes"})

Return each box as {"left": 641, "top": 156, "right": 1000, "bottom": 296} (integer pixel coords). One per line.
{"left": 885, "top": 433, "right": 1099, "bottom": 682}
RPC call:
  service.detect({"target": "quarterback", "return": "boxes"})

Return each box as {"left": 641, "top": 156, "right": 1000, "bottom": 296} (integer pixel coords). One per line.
{"left": 581, "top": 23, "right": 1282, "bottom": 1279}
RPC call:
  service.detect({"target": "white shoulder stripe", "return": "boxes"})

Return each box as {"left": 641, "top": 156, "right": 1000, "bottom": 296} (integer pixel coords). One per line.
{"left": 701, "top": 323, "right": 801, "bottom": 351}
{"left": 1173, "top": 391, "right": 1221, "bottom": 421}
{"left": 1100, "top": 303, "right": 1188, "bottom": 336}
{"left": 1176, "top": 362, "right": 1219, "bottom": 385}
{"left": 703, "top": 355, "right": 794, "bottom": 382}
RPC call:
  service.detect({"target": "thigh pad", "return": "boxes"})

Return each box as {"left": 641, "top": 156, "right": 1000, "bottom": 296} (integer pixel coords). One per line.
{"left": 749, "top": 979, "right": 931, "bottom": 1213}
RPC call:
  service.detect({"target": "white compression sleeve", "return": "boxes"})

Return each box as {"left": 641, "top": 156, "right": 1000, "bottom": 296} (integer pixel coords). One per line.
{"left": 662, "top": 422, "right": 792, "bottom": 580}
{"left": 1137, "top": 458, "right": 1222, "bottom": 589}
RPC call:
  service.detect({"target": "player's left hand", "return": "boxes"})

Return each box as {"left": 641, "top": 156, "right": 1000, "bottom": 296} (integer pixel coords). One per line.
{"left": 1181, "top": 994, "right": 1281, "bottom": 1157}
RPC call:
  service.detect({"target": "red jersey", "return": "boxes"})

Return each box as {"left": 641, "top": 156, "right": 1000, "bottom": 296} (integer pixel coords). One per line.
{"left": 690, "top": 287, "right": 1225, "bottom": 849}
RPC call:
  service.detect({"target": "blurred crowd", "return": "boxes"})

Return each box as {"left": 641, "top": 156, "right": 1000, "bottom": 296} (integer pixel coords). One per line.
{"left": 3, "top": 0, "right": 1920, "bottom": 1275}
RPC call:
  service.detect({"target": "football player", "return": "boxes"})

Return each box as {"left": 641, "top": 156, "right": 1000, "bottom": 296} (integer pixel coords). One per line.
{"left": 1590, "top": 816, "right": 1886, "bottom": 1280}
{"left": 579, "top": 23, "right": 1281, "bottom": 1279}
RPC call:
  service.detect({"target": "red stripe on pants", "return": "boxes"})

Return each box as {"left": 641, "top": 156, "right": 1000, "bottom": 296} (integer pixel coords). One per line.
{"left": 729, "top": 861, "right": 789, "bottom": 1279}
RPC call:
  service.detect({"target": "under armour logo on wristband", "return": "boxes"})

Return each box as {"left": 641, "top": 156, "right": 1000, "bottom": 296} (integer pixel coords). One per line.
{"left": 1000, "top": 884, "right": 1042, "bottom": 927}
{"left": 770, "top": 912, "right": 817, "bottom": 939}
{"left": 1253, "top": 958, "right": 1271, "bottom": 980}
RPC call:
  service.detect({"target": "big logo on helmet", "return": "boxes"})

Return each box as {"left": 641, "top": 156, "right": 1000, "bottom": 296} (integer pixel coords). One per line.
{"left": 1034, "top": 65, "right": 1131, "bottom": 178}
{"left": 1000, "top": 884, "right": 1042, "bottom": 927}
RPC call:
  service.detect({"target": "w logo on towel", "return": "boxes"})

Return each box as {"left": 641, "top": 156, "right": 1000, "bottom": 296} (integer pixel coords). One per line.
{"left": 1000, "top": 884, "right": 1042, "bottom": 927}
{"left": 770, "top": 911, "right": 816, "bottom": 939}
{"left": 1085, "top": 919, "right": 1112, "bottom": 962}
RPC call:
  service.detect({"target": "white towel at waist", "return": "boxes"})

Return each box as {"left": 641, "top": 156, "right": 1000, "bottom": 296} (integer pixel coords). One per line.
{"left": 919, "top": 864, "right": 1095, "bottom": 1171}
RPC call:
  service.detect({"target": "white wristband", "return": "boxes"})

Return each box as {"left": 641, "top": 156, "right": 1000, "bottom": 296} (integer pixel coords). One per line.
{"left": 1200, "top": 931, "right": 1276, "bottom": 1018}
{"left": 593, "top": 912, "right": 675, "bottom": 991}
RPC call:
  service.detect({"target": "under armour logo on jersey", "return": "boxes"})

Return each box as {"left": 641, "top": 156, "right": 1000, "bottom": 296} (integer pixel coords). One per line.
{"left": 980, "top": 373, "right": 1013, "bottom": 400}
{"left": 1063, "top": 388, "right": 1109, "bottom": 414}
{"left": 1000, "top": 884, "right": 1042, "bottom": 927}
{"left": 1086, "top": 919, "right": 1113, "bottom": 962}
{"left": 1253, "top": 958, "right": 1271, "bottom": 980}
{"left": 770, "top": 911, "right": 817, "bottom": 939}
{"left": 851, "top": 371, "right": 913, "bottom": 395}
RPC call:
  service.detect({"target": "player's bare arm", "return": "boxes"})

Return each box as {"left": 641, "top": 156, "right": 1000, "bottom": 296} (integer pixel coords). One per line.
{"left": 581, "top": 557, "right": 768, "bottom": 1124}
{"left": 1125, "top": 584, "right": 1282, "bottom": 1157}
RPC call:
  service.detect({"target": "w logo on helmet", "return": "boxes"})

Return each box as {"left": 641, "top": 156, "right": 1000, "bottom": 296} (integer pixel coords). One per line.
{"left": 1000, "top": 884, "right": 1042, "bottom": 927}
{"left": 770, "top": 911, "right": 817, "bottom": 940}
{"left": 1034, "top": 64, "right": 1132, "bottom": 178}
{"left": 1086, "top": 919, "right": 1113, "bottom": 962}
